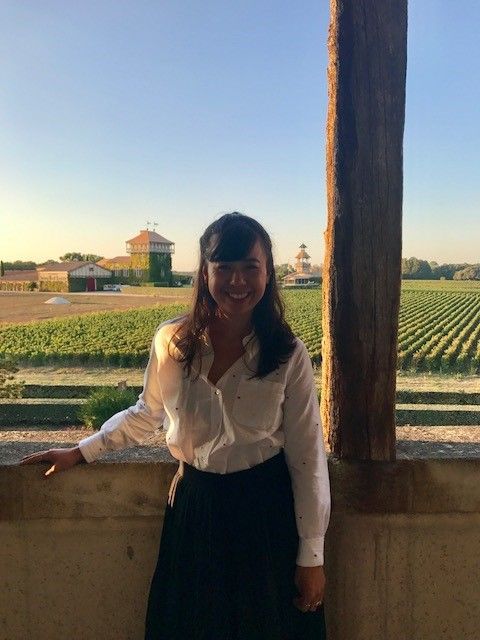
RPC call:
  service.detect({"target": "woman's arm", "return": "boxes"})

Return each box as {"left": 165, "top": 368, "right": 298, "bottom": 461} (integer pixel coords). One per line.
{"left": 282, "top": 340, "right": 331, "bottom": 610}
{"left": 20, "top": 328, "right": 167, "bottom": 473}
{"left": 282, "top": 340, "right": 331, "bottom": 567}
{"left": 78, "top": 328, "right": 167, "bottom": 463}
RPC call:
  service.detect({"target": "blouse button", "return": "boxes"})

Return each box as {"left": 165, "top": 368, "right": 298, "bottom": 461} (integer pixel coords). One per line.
{"left": 215, "top": 389, "right": 220, "bottom": 395}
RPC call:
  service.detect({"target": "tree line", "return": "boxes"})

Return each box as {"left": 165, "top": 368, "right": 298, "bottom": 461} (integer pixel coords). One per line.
{"left": 401, "top": 258, "right": 480, "bottom": 280}
{"left": 2, "top": 257, "right": 479, "bottom": 281}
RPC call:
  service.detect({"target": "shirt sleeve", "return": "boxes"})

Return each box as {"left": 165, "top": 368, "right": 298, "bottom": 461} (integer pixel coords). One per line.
{"left": 78, "top": 328, "right": 167, "bottom": 463}
{"left": 282, "top": 339, "right": 331, "bottom": 567}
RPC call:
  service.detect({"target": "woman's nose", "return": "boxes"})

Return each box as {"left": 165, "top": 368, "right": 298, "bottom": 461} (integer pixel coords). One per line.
{"left": 229, "top": 269, "right": 246, "bottom": 285}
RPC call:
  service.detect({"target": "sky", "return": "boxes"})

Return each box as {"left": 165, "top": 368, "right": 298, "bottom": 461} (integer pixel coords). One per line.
{"left": 1, "top": 1, "right": 479, "bottom": 271}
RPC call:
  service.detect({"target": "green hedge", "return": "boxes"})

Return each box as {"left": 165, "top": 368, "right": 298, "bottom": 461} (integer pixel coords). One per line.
{"left": 396, "top": 391, "right": 480, "bottom": 405}
{"left": 0, "top": 400, "right": 84, "bottom": 426}
{"left": 20, "top": 385, "right": 480, "bottom": 407}
{"left": 396, "top": 408, "right": 480, "bottom": 426}
{"left": 22, "top": 384, "right": 143, "bottom": 399}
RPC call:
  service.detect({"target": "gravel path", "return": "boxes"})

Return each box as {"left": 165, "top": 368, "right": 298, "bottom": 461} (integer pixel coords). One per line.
{"left": 2, "top": 425, "right": 479, "bottom": 465}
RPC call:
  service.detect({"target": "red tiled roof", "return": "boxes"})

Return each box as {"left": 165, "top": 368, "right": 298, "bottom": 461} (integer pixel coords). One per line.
{"left": 0, "top": 270, "right": 39, "bottom": 281}
{"left": 126, "top": 230, "right": 174, "bottom": 245}
{"left": 37, "top": 261, "right": 91, "bottom": 273}
{"left": 38, "top": 261, "right": 112, "bottom": 273}
{"left": 98, "top": 256, "right": 131, "bottom": 266}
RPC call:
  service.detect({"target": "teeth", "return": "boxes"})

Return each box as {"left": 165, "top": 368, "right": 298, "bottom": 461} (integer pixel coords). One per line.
{"left": 229, "top": 292, "right": 249, "bottom": 299}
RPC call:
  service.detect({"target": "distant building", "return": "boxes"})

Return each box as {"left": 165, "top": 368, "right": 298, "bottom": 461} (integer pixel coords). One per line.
{"left": 0, "top": 228, "right": 175, "bottom": 292}
{"left": 0, "top": 262, "right": 112, "bottom": 292}
{"left": 283, "top": 244, "right": 322, "bottom": 287}
{"left": 98, "top": 230, "right": 175, "bottom": 285}
{"left": 37, "top": 262, "right": 112, "bottom": 292}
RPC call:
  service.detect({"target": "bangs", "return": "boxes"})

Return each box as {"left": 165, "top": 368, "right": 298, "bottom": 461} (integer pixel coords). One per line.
{"left": 205, "top": 221, "right": 258, "bottom": 263}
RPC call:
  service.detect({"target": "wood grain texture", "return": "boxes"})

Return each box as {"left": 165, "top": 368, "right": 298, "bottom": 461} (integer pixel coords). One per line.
{"left": 322, "top": 0, "right": 407, "bottom": 460}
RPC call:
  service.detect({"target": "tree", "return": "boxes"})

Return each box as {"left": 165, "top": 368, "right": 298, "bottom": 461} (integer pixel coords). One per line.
{"left": 401, "top": 257, "right": 433, "bottom": 279}
{"left": 3, "top": 260, "right": 37, "bottom": 271}
{"left": 274, "top": 263, "right": 294, "bottom": 281}
{"left": 59, "top": 252, "right": 103, "bottom": 262}
{"left": 431, "top": 263, "right": 470, "bottom": 280}
{"left": 0, "top": 358, "right": 24, "bottom": 399}
{"left": 453, "top": 265, "right": 480, "bottom": 280}
{"left": 0, "top": 260, "right": 4, "bottom": 276}
{"left": 59, "top": 252, "right": 83, "bottom": 261}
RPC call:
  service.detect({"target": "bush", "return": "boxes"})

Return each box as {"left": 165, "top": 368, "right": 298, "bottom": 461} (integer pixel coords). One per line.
{"left": 79, "top": 387, "right": 138, "bottom": 430}
{"left": 0, "top": 357, "right": 24, "bottom": 398}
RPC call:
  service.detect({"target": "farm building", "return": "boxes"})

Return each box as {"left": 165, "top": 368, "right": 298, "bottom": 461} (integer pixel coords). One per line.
{"left": 98, "top": 229, "right": 175, "bottom": 285}
{"left": 0, "top": 263, "right": 112, "bottom": 292}
{"left": 37, "top": 262, "right": 112, "bottom": 292}
{"left": 283, "top": 244, "right": 322, "bottom": 286}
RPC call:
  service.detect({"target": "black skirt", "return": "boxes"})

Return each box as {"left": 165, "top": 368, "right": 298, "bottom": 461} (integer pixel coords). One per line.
{"left": 145, "top": 451, "right": 327, "bottom": 640}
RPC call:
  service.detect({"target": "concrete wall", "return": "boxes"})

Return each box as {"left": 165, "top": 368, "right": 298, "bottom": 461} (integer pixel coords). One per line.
{"left": 1, "top": 459, "right": 479, "bottom": 640}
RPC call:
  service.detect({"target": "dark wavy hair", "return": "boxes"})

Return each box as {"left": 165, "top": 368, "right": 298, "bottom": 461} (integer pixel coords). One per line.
{"left": 172, "top": 212, "right": 296, "bottom": 378}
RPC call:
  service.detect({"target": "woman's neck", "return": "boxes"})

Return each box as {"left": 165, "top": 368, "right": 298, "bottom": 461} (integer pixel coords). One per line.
{"left": 209, "top": 311, "right": 253, "bottom": 341}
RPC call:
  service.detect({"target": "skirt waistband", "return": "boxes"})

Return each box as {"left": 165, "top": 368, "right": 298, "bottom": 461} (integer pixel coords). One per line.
{"left": 182, "top": 451, "right": 288, "bottom": 487}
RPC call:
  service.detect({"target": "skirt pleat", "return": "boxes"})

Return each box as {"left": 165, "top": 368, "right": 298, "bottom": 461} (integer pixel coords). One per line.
{"left": 145, "top": 452, "right": 327, "bottom": 640}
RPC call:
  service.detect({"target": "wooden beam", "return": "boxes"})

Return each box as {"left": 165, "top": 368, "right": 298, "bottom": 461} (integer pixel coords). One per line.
{"left": 322, "top": 0, "right": 407, "bottom": 460}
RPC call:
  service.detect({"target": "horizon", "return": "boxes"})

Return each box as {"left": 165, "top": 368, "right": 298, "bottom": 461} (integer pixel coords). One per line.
{"left": 2, "top": 248, "right": 477, "bottom": 271}
{"left": 1, "top": 1, "right": 479, "bottom": 269}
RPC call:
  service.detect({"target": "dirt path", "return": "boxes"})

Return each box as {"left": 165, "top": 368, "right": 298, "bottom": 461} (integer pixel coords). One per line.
{"left": 2, "top": 426, "right": 478, "bottom": 465}
{"left": 0, "top": 291, "right": 190, "bottom": 325}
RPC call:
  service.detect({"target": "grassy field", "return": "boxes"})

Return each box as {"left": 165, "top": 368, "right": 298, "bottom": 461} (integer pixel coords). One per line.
{"left": 0, "top": 281, "right": 479, "bottom": 373}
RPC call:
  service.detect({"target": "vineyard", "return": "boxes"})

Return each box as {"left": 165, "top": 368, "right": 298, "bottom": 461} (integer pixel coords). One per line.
{"left": 0, "top": 283, "right": 479, "bottom": 373}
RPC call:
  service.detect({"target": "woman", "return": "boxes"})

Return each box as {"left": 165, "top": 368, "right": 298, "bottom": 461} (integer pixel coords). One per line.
{"left": 21, "top": 212, "right": 330, "bottom": 640}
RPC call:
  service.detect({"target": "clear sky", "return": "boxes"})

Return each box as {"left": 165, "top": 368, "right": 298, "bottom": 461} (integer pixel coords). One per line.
{"left": 1, "top": 1, "right": 479, "bottom": 270}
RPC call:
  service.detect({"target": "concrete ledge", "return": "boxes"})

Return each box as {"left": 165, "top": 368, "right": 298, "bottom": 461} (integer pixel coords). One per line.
{"left": 1, "top": 458, "right": 479, "bottom": 640}
{"left": 329, "top": 457, "right": 480, "bottom": 513}
{"left": 0, "top": 462, "right": 177, "bottom": 520}
{"left": 2, "top": 458, "right": 479, "bottom": 521}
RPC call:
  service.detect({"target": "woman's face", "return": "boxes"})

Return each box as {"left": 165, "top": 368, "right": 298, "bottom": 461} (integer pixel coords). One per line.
{"left": 204, "top": 238, "right": 270, "bottom": 320}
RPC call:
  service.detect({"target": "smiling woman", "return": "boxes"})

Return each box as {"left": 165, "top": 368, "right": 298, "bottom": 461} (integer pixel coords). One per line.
{"left": 174, "top": 212, "right": 298, "bottom": 380}
{"left": 21, "top": 213, "right": 331, "bottom": 640}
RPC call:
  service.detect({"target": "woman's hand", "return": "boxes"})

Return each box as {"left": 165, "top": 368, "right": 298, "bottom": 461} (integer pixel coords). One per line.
{"left": 19, "top": 446, "right": 86, "bottom": 477}
{"left": 293, "top": 565, "right": 326, "bottom": 612}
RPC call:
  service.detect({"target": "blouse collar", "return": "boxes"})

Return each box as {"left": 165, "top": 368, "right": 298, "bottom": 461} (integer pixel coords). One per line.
{"left": 201, "top": 327, "right": 259, "bottom": 356}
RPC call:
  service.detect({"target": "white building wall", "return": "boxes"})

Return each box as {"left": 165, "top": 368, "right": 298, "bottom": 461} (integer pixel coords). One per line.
{"left": 70, "top": 264, "right": 112, "bottom": 277}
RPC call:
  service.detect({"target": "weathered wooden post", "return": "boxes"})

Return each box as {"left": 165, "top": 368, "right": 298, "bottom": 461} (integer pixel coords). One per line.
{"left": 322, "top": 0, "right": 408, "bottom": 460}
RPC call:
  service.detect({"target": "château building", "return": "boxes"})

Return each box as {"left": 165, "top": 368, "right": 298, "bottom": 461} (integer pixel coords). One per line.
{"left": 98, "top": 229, "right": 175, "bottom": 286}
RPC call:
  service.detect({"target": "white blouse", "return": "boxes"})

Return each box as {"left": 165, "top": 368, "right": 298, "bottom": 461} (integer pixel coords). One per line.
{"left": 78, "top": 318, "right": 331, "bottom": 566}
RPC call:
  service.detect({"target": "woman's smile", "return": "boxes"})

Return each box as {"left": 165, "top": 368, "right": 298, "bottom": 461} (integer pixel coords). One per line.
{"left": 226, "top": 291, "right": 251, "bottom": 301}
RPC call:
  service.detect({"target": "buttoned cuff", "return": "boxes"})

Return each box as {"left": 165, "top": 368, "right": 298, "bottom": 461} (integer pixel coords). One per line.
{"left": 78, "top": 432, "right": 107, "bottom": 463}
{"left": 296, "top": 536, "right": 325, "bottom": 567}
